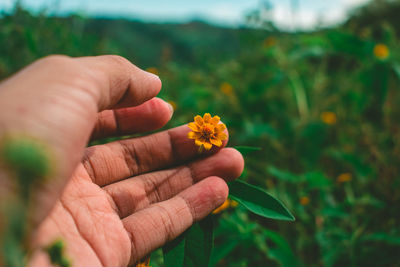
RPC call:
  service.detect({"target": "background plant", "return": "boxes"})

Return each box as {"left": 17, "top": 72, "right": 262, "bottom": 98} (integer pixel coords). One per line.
{"left": 1, "top": 0, "right": 400, "bottom": 266}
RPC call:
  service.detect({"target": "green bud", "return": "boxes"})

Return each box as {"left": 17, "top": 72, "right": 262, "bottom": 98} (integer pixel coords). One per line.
{"left": 45, "top": 239, "right": 70, "bottom": 267}
{"left": 0, "top": 136, "right": 50, "bottom": 181}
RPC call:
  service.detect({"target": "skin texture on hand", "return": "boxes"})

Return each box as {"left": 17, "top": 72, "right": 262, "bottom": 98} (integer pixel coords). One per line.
{"left": 0, "top": 55, "right": 244, "bottom": 266}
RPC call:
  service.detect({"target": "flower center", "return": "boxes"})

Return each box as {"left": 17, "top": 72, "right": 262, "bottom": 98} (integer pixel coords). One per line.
{"left": 201, "top": 125, "right": 214, "bottom": 139}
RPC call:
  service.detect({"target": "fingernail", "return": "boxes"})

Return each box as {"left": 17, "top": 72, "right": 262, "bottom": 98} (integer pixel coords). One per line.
{"left": 146, "top": 71, "right": 160, "bottom": 80}
{"left": 167, "top": 102, "right": 174, "bottom": 113}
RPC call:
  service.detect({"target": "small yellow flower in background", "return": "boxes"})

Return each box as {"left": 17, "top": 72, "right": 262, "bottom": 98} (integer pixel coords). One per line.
{"left": 373, "top": 44, "right": 389, "bottom": 60}
{"left": 230, "top": 199, "right": 239, "bottom": 208}
{"left": 336, "top": 173, "right": 352, "bottom": 183}
{"left": 300, "top": 196, "right": 310, "bottom": 206}
{"left": 220, "top": 82, "right": 233, "bottom": 96}
{"left": 167, "top": 100, "right": 177, "bottom": 111}
{"left": 187, "top": 113, "right": 227, "bottom": 152}
{"left": 263, "top": 36, "right": 276, "bottom": 48}
{"left": 145, "top": 67, "right": 159, "bottom": 76}
{"left": 321, "top": 111, "right": 337, "bottom": 125}
{"left": 212, "top": 199, "right": 238, "bottom": 214}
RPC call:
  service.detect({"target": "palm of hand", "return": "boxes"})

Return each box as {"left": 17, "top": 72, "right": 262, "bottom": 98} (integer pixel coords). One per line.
{"left": 33, "top": 128, "right": 242, "bottom": 266}
{"left": 0, "top": 55, "right": 243, "bottom": 266}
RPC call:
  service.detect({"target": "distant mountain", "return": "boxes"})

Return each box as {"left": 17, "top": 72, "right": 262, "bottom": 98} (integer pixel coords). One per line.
{"left": 82, "top": 18, "right": 267, "bottom": 67}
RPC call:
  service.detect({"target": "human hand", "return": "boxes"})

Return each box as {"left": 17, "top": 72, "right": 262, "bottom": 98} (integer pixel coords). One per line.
{"left": 0, "top": 55, "right": 244, "bottom": 266}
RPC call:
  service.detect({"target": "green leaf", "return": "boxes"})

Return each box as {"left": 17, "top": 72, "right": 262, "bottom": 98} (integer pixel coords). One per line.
{"left": 361, "top": 232, "right": 400, "bottom": 245}
{"left": 163, "top": 216, "right": 214, "bottom": 267}
{"left": 392, "top": 63, "right": 400, "bottom": 81}
{"left": 234, "top": 146, "right": 261, "bottom": 155}
{"left": 303, "top": 171, "right": 333, "bottom": 189}
{"left": 267, "top": 166, "right": 301, "bottom": 183}
{"left": 229, "top": 180, "right": 295, "bottom": 221}
{"left": 263, "top": 229, "right": 299, "bottom": 267}
{"left": 163, "top": 234, "right": 185, "bottom": 267}
{"left": 326, "top": 149, "right": 372, "bottom": 179}
{"left": 209, "top": 238, "right": 240, "bottom": 267}
{"left": 244, "top": 120, "right": 279, "bottom": 139}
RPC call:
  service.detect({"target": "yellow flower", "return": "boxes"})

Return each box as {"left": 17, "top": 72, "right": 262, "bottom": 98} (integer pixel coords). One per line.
{"left": 187, "top": 113, "right": 227, "bottom": 151}
{"left": 336, "top": 173, "right": 352, "bottom": 183}
{"left": 212, "top": 199, "right": 238, "bottom": 214}
{"left": 373, "top": 44, "right": 389, "bottom": 60}
{"left": 321, "top": 111, "right": 337, "bottom": 125}
{"left": 300, "top": 196, "right": 310, "bottom": 206}
{"left": 220, "top": 82, "right": 233, "bottom": 96}
{"left": 145, "top": 67, "right": 159, "bottom": 76}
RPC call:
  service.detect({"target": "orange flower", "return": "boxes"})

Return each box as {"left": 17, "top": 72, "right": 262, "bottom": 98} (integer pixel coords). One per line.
{"left": 321, "top": 111, "right": 337, "bottom": 125}
{"left": 212, "top": 199, "right": 238, "bottom": 214}
{"left": 373, "top": 44, "right": 389, "bottom": 60}
{"left": 300, "top": 196, "right": 310, "bottom": 206}
{"left": 187, "top": 113, "right": 227, "bottom": 151}
{"left": 336, "top": 173, "right": 352, "bottom": 183}
{"left": 220, "top": 82, "right": 233, "bottom": 96}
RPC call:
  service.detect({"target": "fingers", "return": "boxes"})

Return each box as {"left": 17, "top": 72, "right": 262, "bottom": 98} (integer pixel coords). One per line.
{"left": 83, "top": 124, "right": 229, "bottom": 186}
{"left": 0, "top": 55, "right": 161, "bottom": 225}
{"left": 104, "top": 148, "right": 244, "bottom": 218}
{"left": 74, "top": 55, "right": 162, "bottom": 110}
{"left": 91, "top": 97, "right": 173, "bottom": 140}
{"left": 122, "top": 177, "right": 228, "bottom": 263}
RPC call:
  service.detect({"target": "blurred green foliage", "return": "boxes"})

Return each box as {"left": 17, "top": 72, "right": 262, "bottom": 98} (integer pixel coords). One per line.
{"left": 1, "top": 0, "right": 400, "bottom": 266}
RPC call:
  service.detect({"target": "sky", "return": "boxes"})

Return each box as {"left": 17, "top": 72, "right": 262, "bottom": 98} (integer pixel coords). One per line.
{"left": 0, "top": 0, "right": 371, "bottom": 30}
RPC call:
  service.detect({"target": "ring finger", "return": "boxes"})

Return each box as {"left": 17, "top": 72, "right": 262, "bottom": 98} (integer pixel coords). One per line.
{"left": 103, "top": 147, "right": 244, "bottom": 218}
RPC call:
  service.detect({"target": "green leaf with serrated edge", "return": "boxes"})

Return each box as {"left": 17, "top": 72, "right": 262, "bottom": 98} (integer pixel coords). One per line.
{"left": 233, "top": 146, "right": 262, "bottom": 155}
{"left": 228, "top": 180, "right": 295, "bottom": 221}
{"left": 163, "top": 216, "right": 214, "bottom": 267}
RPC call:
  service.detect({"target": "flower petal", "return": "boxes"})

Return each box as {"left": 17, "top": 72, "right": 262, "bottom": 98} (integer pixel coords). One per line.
{"left": 210, "top": 138, "right": 222, "bottom": 147}
{"left": 188, "top": 122, "right": 199, "bottom": 131}
{"left": 188, "top": 131, "right": 201, "bottom": 139}
{"left": 217, "top": 132, "right": 227, "bottom": 140}
{"left": 211, "top": 116, "right": 220, "bottom": 125}
{"left": 203, "top": 113, "right": 211, "bottom": 123}
{"left": 215, "top": 123, "right": 226, "bottom": 133}
{"left": 194, "top": 115, "right": 204, "bottom": 125}
{"left": 195, "top": 139, "right": 205, "bottom": 147}
{"left": 203, "top": 142, "right": 213, "bottom": 150}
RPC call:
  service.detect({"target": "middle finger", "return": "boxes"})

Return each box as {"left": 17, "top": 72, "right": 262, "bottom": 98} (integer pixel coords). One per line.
{"left": 103, "top": 148, "right": 243, "bottom": 218}
{"left": 82, "top": 124, "right": 228, "bottom": 187}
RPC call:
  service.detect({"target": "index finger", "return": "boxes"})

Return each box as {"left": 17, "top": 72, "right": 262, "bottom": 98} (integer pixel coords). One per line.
{"left": 0, "top": 55, "right": 162, "bottom": 225}
{"left": 75, "top": 55, "right": 162, "bottom": 110}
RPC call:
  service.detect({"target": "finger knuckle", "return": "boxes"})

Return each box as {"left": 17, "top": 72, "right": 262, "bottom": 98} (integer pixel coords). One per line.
{"left": 106, "top": 55, "right": 134, "bottom": 68}
{"left": 157, "top": 205, "right": 176, "bottom": 242}
{"left": 38, "top": 54, "right": 73, "bottom": 67}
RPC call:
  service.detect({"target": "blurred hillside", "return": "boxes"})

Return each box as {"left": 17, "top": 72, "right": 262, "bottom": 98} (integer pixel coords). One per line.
{"left": 0, "top": 6, "right": 269, "bottom": 76}
{"left": 1, "top": 0, "right": 400, "bottom": 266}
